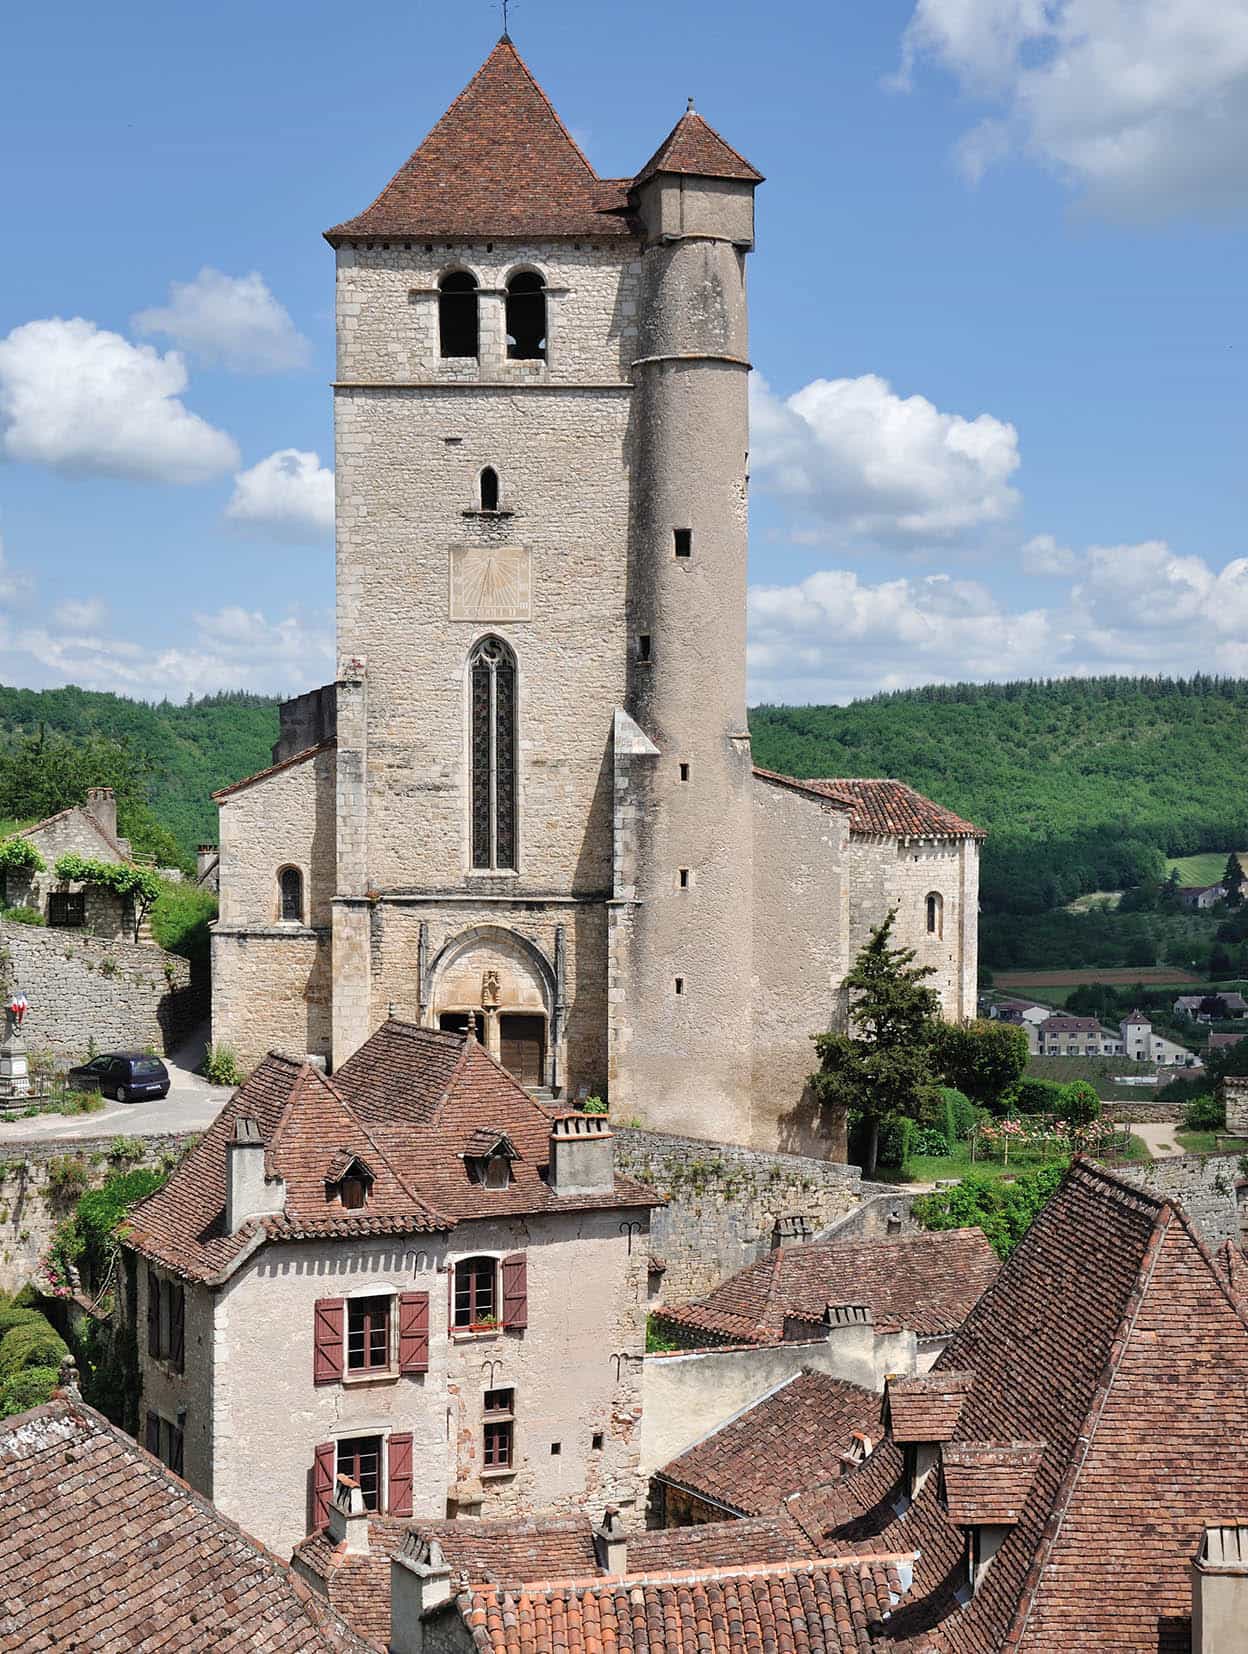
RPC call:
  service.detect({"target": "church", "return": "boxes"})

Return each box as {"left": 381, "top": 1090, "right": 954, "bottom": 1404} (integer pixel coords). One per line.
{"left": 210, "top": 38, "right": 982, "bottom": 1157}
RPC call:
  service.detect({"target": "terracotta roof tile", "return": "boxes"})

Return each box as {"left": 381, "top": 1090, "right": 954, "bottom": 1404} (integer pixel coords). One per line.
{"left": 657, "top": 1372, "right": 880, "bottom": 1516}
{"left": 882, "top": 1371, "right": 973, "bottom": 1444}
{"left": 807, "top": 778, "right": 985, "bottom": 840}
{"left": 940, "top": 1440, "right": 1045, "bottom": 1527}
{"left": 655, "top": 1229, "right": 999, "bottom": 1346}
{"left": 634, "top": 109, "right": 763, "bottom": 186}
{"left": 1, "top": 1397, "right": 371, "bottom": 1651}
{"left": 326, "top": 41, "right": 635, "bottom": 242}
{"left": 125, "top": 1022, "right": 658, "bottom": 1283}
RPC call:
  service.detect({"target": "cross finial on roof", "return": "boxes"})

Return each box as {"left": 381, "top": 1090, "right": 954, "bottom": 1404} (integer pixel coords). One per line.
{"left": 500, "top": 0, "right": 514, "bottom": 42}
{"left": 687, "top": 96, "right": 696, "bottom": 112}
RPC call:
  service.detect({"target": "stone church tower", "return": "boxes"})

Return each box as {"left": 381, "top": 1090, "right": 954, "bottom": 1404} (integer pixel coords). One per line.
{"left": 211, "top": 39, "right": 982, "bottom": 1155}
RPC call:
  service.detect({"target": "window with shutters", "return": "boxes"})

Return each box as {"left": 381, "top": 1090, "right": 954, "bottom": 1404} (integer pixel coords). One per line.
{"left": 146, "top": 1269, "right": 184, "bottom": 1372}
{"left": 347, "top": 1295, "right": 392, "bottom": 1373}
{"left": 453, "top": 1256, "right": 497, "bottom": 1328}
{"left": 469, "top": 636, "right": 518, "bottom": 871}
{"left": 145, "top": 1411, "right": 184, "bottom": 1475}
{"left": 398, "top": 1292, "right": 430, "bottom": 1374}
{"left": 337, "top": 1435, "right": 383, "bottom": 1511}
{"left": 313, "top": 1297, "right": 345, "bottom": 1385}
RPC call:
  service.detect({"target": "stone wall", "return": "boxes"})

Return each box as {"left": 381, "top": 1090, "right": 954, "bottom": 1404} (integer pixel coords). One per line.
{"left": 613, "top": 1128, "right": 867, "bottom": 1304}
{"left": 0, "top": 1131, "right": 189, "bottom": 1294}
{"left": 1104, "top": 1100, "right": 1184, "bottom": 1123}
{"left": 1112, "top": 1152, "right": 1248, "bottom": 1251}
{"left": 0, "top": 918, "right": 198, "bottom": 1062}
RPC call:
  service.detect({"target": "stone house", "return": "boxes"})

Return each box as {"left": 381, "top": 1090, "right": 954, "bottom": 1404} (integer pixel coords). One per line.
{"left": 3, "top": 787, "right": 141, "bottom": 939}
{"left": 1119, "top": 1008, "right": 1199, "bottom": 1066}
{"left": 1, "top": 1392, "right": 369, "bottom": 1651}
{"left": 210, "top": 38, "right": 983, "bottom": 1161}
{"left": 1032, "top": 1014, "right": 1123, "bottom": 1057}
{"left": 122, "top": 1017, "right": 659, "bottom": 1560}
{"left": 1175, "top": 992, "right": 1248, "bottom": 1021}
{"left": 1180, "top": 883, "right": 1226, "bottom": 910}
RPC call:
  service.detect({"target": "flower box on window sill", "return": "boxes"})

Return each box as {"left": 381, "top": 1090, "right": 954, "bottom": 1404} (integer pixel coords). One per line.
{"left": 452, "top": 1324, "right": 502, "bottom": 1343}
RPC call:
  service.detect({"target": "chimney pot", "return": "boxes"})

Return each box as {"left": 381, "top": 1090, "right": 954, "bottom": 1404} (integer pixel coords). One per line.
{"left": 593, "top": 1505, "right": 628, "bottom": 1574}
{"left": 84, "top": 787, "right": 118, "bottom": 842}
{"left": 548, "top": 1112, "right": 614, "bottom": 1196}
{"left": 225, "top": 1114, "right": 285, "bottom": 1233}
{"left": 327, "top": 1474, "right": 370, "bottom": 1552}
{"left": 1193, "top": 1522, "right": 1248, "bottom": 1653}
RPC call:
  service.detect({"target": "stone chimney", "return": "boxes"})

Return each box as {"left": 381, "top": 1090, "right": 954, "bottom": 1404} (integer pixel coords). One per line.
{"left": 548, "top": 1113, "right": 614, "bottom": 1196}
{"left": 225, "top": 1115, "right": 286, "bottom": 1234}
{"left": 770, "top": 1214, "right": 813, "bottom": 1249}
{"left": 391, "top": 1534, "right": 454, "bottom": 1654}
{"left": 327, "top": 1475, "right": 370, "bottom": 1553}
{"left": 1192, "top": 1523, "right": 1248, "bottom": 1652}
{"left": 196, "top": 844, "right": 217, "bottom": 880}
{"left": 593, "top": 1505, "right": 628, "bottom": 1574}
{"left": 84, "top": 787, "right": 117, "bottom": 842}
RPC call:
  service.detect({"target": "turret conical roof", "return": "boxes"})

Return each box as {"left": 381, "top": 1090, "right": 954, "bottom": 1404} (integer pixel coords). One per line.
{"left": 634, "top": 108, "right": 763, "bottom": 188}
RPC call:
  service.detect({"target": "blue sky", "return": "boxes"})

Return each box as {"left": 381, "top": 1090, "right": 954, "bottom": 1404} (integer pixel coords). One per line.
{"left": 1, "top": 0, "right": 1246, "bottom": 704}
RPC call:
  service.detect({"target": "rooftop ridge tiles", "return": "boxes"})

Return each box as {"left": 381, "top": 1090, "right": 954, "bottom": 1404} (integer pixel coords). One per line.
{"left": 461, "top": 1551, "right": 918, "bottom": 1596}
{"left": 212, "top": 738, "right": 335, "bottom": 801}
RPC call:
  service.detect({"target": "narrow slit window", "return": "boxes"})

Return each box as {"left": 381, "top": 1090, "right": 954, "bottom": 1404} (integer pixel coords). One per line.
{"left": 439, "top": 271, "right": 479, "bottom": 359}
{"left": 674, "top": 529, "right": 692, "bottom": 558}
{"left": 480, "top": 467, "right": 499, "bottom": 511}
{"left": 638, "top": 635, "right": 652, "bottom": 663}
{"left": 470, "top": 637, "right": 518, "bottom": 871}
{"left": 279, "top": 866, "right": 303, "bottom": 924}
{"left": 674, "top": 977, "right": 685, "bottom": 996}
{"left": 926, "top": 892, "right": 943, "bottom": 938}
{"left": 678, "top": 868, "right": 690, "bottom": 889}
{"left": 505, "top": 271, "right": 547, "bottom": 360}
{"left": 592, "top": 1431, "right": 604, "bottom": 1451}
{"left": 679, "top": 763, "right": 690, "bottom": 782}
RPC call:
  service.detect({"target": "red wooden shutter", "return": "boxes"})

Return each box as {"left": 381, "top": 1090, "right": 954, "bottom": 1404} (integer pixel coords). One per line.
{"left": 144, "top": 1411, "right": 160, "bottom": 1456}
{"left": 501, "top": 1252, "right": 527, "bottom": 1329}
{"left": 398, "top": 1292, "right": 430, "bottom": 1374}
{"left": 388, "top": 1432, "right": 413, "bottom": 1517}
{"left": 170, "top": 1285, "right": 185, "bottom": 1374}
{"left": 311, "top": 1441, "right": 335, "bottom": 1531}
{"left": 146, "top": 1269, "right": 160, "bottom": 1358}
{"left": 313, "top": 1297, "right": 345, "bottom": 1384}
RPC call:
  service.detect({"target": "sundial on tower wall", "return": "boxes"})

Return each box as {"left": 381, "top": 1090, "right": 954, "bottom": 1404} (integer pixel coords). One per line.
{"left": 448, "top": 543, "right": 532, "bottom": 622}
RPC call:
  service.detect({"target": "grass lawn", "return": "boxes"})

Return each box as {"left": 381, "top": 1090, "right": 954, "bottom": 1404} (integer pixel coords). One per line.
{"left": 1063, "top": 890, "right": 1123, "bottom": 913}
{"left": 1174, "top": 1131, "right": 1248, "bottom": 1156}
{"left": 872, "top": 1129, "right": 1149, "bottom": 1184}
{"left": 1165, "top": 851, "right": 1246, "bottom": 885}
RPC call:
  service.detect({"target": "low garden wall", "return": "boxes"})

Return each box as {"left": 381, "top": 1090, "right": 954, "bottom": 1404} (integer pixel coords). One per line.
{"left": 1104, "top": 1100, "right": 1184, "bottom": 1124}
{"left": 0, "top": 1132, "right": 191, "bottom": 1294}
{"left": 613, "top": 1128, "right": 869, "bottom": 1304}
{"left": 0, "top": 917, "right": 203, "bottom": 1060}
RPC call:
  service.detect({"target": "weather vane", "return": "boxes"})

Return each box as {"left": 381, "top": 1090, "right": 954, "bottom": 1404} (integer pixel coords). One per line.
{"left": 501, "top": 0, "right": 514, "bottom": 37}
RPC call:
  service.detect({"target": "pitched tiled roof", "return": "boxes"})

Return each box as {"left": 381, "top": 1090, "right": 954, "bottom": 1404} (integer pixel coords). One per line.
{"left": 19, "top": 801, "right": 134, "bottom": 865}
{"left": 1038, "top": 1016, "right": 1102, "bottom": 1034}
{"left": 940, "top": 1441, "right": 1045, "bottom": 1527}
{"left": 1216, "top": 1238, "right": 1248, "bottom": 1310}
{"left": 326, "top": 41, "right": 635, "bottom": 242}
{"left": 634, "top": 108, "right": 763, "bottom": 186}
{"left": 125, "top": 1022, "right": 659, "bottom": 1282}
{"left": 783, "top": 1159, "right": 1248, "bottom": 1652}
{"left": 883, "top": 1370, "right": 973, "bottom": 1443}
{"left": 656, "top": 1229, "right": 999, "bottom": 1347}
{"left": 213, "top": 739, "right": 335, "bottom": 801}
{"left": 1, "top": 1397, "right": 370, "bottom": 1651}
{"left": 293, "top": 1517, "right": 407, "bottom": 1649}
{"left": 657, "top": 1372, "right": 880, "bottom": 1517}
{"left": 816, "top": 779, "right": 985, "bottom": 840}
{"left": 456, "top": 1557, "right": 914, "bottom": 1654}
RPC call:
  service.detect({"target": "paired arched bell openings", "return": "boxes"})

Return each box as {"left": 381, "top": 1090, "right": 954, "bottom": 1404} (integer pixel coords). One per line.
{"left": 437, "top": 265, "right": 547, "bottom": 362}
{"left": 277, "top": 865, "right": 305, "bottom": 924}
{"left": 469, "top": 635, "right": 518, "bottom": 871}
{"left": 504, "top": 269, "right": 547, "bottom": 361}
{"left": 439, "top": 269, "right": 480, "bottom": 359}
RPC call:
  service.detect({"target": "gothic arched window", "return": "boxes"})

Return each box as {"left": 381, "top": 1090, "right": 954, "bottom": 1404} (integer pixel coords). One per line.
{"left": 279, "top": 865, "right": 304, "bottom": 923}
{"left": 439, "top": 270, "right": 479, "bottom": 359}
{"left": 470, "top": 637, "right": 517, "bottom": 870}
{"left": 480, "top": 466, "right": 500, "bottom": 511}
{"left": 505, "top": 271, "right": 546, "bottom": 361}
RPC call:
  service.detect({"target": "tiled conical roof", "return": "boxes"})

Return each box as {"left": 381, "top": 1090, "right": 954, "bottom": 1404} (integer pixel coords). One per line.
{"left": 326, "top": 39, "right": 634, "bottom": 241}
{"left": 634, "top": 107, "right": 763, "bottom": 187}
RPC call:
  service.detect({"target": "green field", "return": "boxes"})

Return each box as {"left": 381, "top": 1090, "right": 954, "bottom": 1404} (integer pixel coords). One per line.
{"left": 1165, "top": 850, "right": 1246, "bottom": 885}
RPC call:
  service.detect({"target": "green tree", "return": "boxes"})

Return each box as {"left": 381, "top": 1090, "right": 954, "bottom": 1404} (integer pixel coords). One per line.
{"left": 1056, "top": 1079, "right": 1101, "bottom": 1128}
{"left": 930, "top": 1019, "right": 1028, "bottom": 1107}
{"left": 810, "top": 910, "right": 941, "bottom": 1177}
{"left": 1223, "top": 853, "right": 1245, "bottom": 908}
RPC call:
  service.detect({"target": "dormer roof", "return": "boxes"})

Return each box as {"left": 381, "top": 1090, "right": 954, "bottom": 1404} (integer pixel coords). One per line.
{"left": 940, "top": 1440, "right": 1045, "bottom": 1527}
{"left": 462, "top": 1127, "right": 520, "bottom": 1161}
{"left": 633, "top": 108, "right": 763, "bottom": 187}
{"left": 883, "top": 1371, "right": 974, "bottom": 1444}
{"left": 325, "top": 40, "right": 635, "bottom": 243}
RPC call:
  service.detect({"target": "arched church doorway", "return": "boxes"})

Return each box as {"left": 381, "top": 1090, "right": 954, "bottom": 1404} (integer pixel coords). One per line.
{"left": 426, "top": 925, "right": 559, "bottom": 1093}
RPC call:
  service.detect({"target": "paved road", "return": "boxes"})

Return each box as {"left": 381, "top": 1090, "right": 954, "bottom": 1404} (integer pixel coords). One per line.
{"left": 1133, "top": 1120, "right": 1183, "bottom": 1158}
{"left": 0, "top": 1026, "right": 233, "bottom": 1142}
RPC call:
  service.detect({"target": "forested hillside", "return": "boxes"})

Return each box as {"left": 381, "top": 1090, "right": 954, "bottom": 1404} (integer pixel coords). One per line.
{"left": 0, "top": 687, "right": 278, "bottom": 854}
{"left": 750, "top": 677, "right": 1248, "bottom": 918}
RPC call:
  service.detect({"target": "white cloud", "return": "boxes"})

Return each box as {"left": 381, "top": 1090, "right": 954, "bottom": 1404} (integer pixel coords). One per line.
{"left": 0, "top": 318, "right": 239, "bottom": 484}
{"left": 896, "top": 0, "right": 1248, "bottom": 218}
{"left": 133, "top": 268, "right": 311, "bottom": 374}
{"left": 1022, "top": 533, "right": 1079, "bottom": 576}
{"left": 53, "top": 597, "right": 107, "bottom": 631}
{"left": 0, "top": 532, "right": 33, "bottom": 604}
{"left": 750, "top": 373, "right": 1020, "bottom": 544}
{"left": 12, "top": 604, "right": 334, "bottom": 700}
{"left": 746, "top": 538, "right": 1248, "bottom": 702}
{"left": 225, "top": 449, "right": 334, "bottom": 540}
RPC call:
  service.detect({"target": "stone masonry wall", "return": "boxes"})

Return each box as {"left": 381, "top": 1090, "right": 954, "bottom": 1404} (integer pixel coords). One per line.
{"left": 613, "top": 1128, "right": 867, "bottom": 1304}
{"left": 0, "top": 1131, "right": 189, "bottom": 1294}
{"left": 846, "top": 835, "right": 979, "bottom": 1024}
{"left": 0, "top": 918, "right": 197, "bottom": 1062}
{"left": 1112, "top": 1152, "right": 1248, "bottom": 1252}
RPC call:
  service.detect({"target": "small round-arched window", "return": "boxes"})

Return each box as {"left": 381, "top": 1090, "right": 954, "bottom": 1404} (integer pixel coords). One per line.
{"left": 925, "top": 892, "right": 943, "bottom": 938}
{"left": 505, "top": 271, "right": 546, "bottom": 361}
{"left": 480, "top": 466, "right": 500, "bottom": 511}
{"left": 279, "top": 866, "right": 304, "bottom": 924}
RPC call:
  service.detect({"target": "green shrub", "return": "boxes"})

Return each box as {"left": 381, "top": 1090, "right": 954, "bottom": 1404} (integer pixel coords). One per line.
{"left": 909, "top": 1125, "right": 952, "bottom": 1157}
{"left": 1, "top": 904, "right": 43, "bottom": 925}
{"left": 73, "top": 1167, "right": 167, "bottom": 1285}
{"left": 44, "top": 1155, "right": 91, "bottom": 1205}
{"left": 939, "top": 1086, "right": 980, "bottom": 1142}
{"left": 150, "top": 881, "right": 217, "bottom": 969}
{"left": 0, "top": 1304, "right": 43, "bottom": 1339}
{"left": 0, "top": 1363, "right": 58, "bottom": 1417}
{"left": 1056, "top": 1080, "right": 1102, "bottom": 1128}
{"left": 913, "top": 1164, "right": 1066, "bottom": 1260}
{"left": 200, "top": 1043, "right": 243, "bottom": 1087}
{"left": 1183, "top": 1093, "right": 1225, "bottom": 1131}
{"left": 582, "top": 1095, "right": 608, "bottom": 1115}
{"left": 1000, "top": 1076, "right": 1067, "bottom": 1115}
{"left": 0, "top": 1318, "right": 68, "bottom": 1381}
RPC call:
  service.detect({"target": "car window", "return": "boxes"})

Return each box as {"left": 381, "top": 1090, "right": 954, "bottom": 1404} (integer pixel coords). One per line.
{"left": 87, "top": 1057, "right": 109, "bottom": 1073}
{"left": 108, "top": 1059, "right": 128, "bottom": 1076}
{"left": 132, "top": 1059, "right": 164, "bottom": 1077}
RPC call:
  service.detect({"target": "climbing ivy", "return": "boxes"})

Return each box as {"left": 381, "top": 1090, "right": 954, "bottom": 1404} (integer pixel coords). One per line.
{"left": 0, "top": 837, "right": 45, "bottom": 876}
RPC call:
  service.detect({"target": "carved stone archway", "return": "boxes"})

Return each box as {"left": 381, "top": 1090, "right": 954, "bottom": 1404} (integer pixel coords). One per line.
{"left": 424, "top": 924, "right": 564, "bottom": 1093}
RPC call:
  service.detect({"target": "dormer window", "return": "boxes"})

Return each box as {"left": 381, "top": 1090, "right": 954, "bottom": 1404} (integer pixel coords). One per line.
{"left": 463, "top": 1128, "right": 517, "bottom": 1190}
{"left": 326, "top": 1151, "right": 375, "bottom": 1210}
{"left": 481, "top": 1154, "right": 510, "bottom": 1190}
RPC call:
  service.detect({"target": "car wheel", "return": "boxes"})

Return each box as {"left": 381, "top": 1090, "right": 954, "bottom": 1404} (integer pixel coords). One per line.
{"left": 158, "top": 1086, "right": 170, "bottom": 1099}
{"left": 115, "top": 1085, "right": 130, "bottom": 1103}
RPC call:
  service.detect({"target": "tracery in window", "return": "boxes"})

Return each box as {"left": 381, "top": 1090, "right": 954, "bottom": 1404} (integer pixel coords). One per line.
{"left": 439, "top": 270, "right": 479, "bottom": 358}
{"left": 470, "top": 636, "right": 517, "bottom": 870}
{"left": 505, "top": 271, "right": 546, "bottom": 360}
